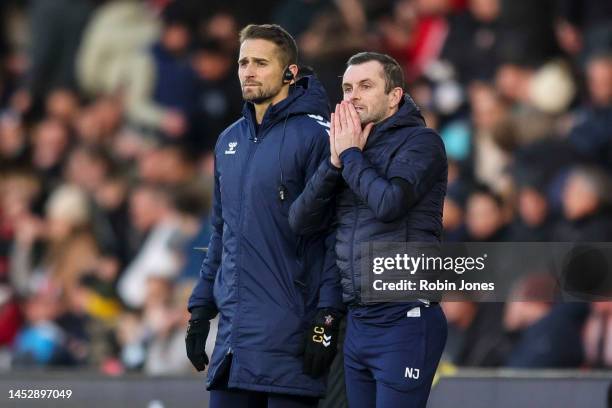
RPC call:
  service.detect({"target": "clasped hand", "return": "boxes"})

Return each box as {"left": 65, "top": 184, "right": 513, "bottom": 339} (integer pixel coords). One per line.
{"left": 330, "top": 101, "right": 373, "bottom": 168}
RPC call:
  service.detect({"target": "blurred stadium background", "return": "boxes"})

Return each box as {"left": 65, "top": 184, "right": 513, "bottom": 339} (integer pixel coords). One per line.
{"left": 0, "top": 0, "right": 611, "bottom": 406}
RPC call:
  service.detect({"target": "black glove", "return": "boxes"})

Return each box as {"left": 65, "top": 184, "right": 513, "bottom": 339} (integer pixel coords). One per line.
{"left": 303, "top": 308, "right": 341, "bottom": 378}
{"left": 185, "top": 306, "right": 216, "bottom": 371}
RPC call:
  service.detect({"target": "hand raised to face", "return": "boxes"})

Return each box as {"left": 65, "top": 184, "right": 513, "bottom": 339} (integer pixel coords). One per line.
{"left": 332, "top": 101, "right": 374, "bottom": 157}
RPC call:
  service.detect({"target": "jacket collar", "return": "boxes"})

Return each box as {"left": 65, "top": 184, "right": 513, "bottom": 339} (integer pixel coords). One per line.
{"left": 366, "top": 94, "right": 426, "bottom": 146}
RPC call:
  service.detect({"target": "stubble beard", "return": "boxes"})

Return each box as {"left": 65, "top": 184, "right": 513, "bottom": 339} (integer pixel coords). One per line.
{"left": 358, "top": 106, "right": 386, "bottom": 126}
{"left": 242, "top": 83, "right": 282, "bottom": 105}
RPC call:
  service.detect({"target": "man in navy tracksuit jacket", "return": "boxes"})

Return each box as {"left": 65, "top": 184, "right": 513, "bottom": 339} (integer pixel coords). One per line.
{"left": 289, "top": 52, "right": 448, "bottom": 407}
{"left": 186, "top": 25, "right": 343, "bottom": 408}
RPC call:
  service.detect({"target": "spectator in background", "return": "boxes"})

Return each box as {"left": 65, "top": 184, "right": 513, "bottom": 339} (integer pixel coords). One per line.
{"left": 441, "top": 300, "right": 510, "bottom": 367}
{"left": 442, "top": 181, "right": 469, "bottom": 241}
{"left": 171, "top": 183, "right": 211, "bottom": 282}
{"left": 556, "top": 166, "right": 612, "bottom": 242}
{"left": 137, "top": 142, "right": 198, "bottom": 185}
{"left": 64, "top": 145, "right": 112, "bottom": 195}
{"left": 0, "top": 113, "right": 27, "bottom": 165}
{"left": 568, "top": 52, "right": 612, "bottom": 170}
{"left": 73, "top": 96, "right": 124, "bottom": 147}
{"left": 143, "top": 276, "right": 192, "bottom": 375}
{"left": 584, "top": 302, "right": 612, "bottom": 368}
{"left": 555, "top": 0, "right": 612, "bottom": 65}
{"left": 118, "top": 184, "right": 181, "bottom": 309}
{"left": 298, "top": 1, "right": 371, "bottom": 104}
{"left": 380, "top": 0, "right": 464, "bottom": 82}
{"left": 189, "top": 38, "right": 243, "bottom": 153}
{"left": 465, "top": 184, "right": 511, "bottom": 241}
{"left": 10, "top": 185, "right": 99, "bottom": 301}
{"left": 45, "top": 89, "right": 81, "bottom": 126}
{"left": 92, "top": 172, "right": 132, "bottom": 265}
{"left": 76, "top": 0, "right": 160, "bottom": 98}
{"left": 509, "top": 183, "right": 554, "bottom": 242}
{"left": 495, "top": 0, "right": 558, "bottom": 67}
{"left": 30, "top": 119, "right": 71, "bottom": 195}
{"left": 198, "top": 10, "right": 240, "bottom": 56}
{"left": 125, "top": 2, "right": 198, "bottom": 139}
{"left": 441, "top": 0, "right": 502, "bottom": 84}
{"left": 0, "top": 169, "right": 41, "bottom": 287}
{"left": 16, "top": 0, "right": 94, "bottom": 118}
{"left": 12, "top": 288, "right": 68, "bottom": 366}
{"left": 503, "top": 274, "right": 589, "bottom": 368}
{"left": 0, "top": 286, "right": 21, "bottom": 348}
{"left": 62, "top": 144, "right": 129, "bottom": 263}
{"left": 115, "top": 309, "right": 147, "bottom": 371}
{"left": 467, "top": 83, "right": 511, "bottom": 193}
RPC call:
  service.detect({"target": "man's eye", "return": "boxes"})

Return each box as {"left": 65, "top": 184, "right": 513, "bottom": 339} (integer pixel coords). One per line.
{"left": 257, "top": 61, "right": 266, "bottom": 66}
{"left": 343, "top": 88, "right": 351, "bottom": 93}
{"left": 362, "top": 84, "right": 370, "bottom": 89}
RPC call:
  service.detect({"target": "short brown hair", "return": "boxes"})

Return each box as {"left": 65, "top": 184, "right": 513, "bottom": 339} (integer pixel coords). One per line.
{"left": 239, "top": 24, "right": 298, "bottom": 67}
{"left": 347, "top": 52, "right": 405, "bottom": 93}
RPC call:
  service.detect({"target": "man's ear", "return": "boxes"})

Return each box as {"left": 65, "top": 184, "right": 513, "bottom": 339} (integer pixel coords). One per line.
{"left": 389, "top": 87, "right": 404, "bottom": 109}
{"left": 289, "top": 64, "right": 299, "bottom": 83}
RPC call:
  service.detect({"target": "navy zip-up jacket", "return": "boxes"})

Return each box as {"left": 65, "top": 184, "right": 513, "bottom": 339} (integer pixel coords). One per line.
{"left": 188, "top": 76, "right": 343, "bottom": 397}
{"left": 289, "top": 95, "right": 448, "bottom": 304}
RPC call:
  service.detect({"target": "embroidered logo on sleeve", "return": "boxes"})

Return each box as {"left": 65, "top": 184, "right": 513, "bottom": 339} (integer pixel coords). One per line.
{"left": 225, "top": 142, "right": 238, "bottom": 155}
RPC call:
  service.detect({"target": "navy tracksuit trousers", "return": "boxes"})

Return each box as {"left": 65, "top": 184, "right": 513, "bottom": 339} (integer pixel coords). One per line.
{"left": 343, "top": 303, "right": 447, "bottom": 408}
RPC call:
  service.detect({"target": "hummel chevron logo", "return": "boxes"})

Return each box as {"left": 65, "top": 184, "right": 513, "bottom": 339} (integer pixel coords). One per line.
{"left": 224, "top": 141, "right": 237, "bottom": 155}
{"left": 322, "top": 334, "right": 332, "bottom": 347}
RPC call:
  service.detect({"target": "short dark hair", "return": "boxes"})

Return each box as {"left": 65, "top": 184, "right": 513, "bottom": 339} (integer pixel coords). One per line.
{"left": 347, "top": 52, "right": 405, "bottom": 93}
{"left": 239, "top": 24, "right": 298, "bottom": 67}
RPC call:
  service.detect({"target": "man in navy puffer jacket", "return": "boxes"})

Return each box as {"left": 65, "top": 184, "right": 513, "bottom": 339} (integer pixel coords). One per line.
{"left": 289, "top": 52, "right": 448, "bottom": 408}
{"left": 186, "top": 24, "right": 343, "bottom": 408}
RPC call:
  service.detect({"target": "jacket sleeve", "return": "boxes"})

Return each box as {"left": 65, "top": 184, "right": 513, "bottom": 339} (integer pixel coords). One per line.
{"left": 339, "top": 129, "right": 446, "bottom": 223}
{"left": 188, "top": 157, "right": 222, "bottom": 314}
{"left": 288, "top": 122, "right": 342, "bottom": 236}
{"left": 317, "top": 231, "right": 345, "bottom": 311}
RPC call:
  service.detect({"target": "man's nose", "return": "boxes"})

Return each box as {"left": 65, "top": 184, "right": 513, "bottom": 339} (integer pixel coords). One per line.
{"left": 243, "top": 64, "right": 257, "bottom": 78}
{"left": 343, "top": 89, "right": 359, "bottom": 102}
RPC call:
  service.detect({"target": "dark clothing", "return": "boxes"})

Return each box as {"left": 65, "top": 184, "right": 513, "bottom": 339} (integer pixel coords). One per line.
{"left": 28, "top": 0, "right": 94, "bottom": 99}
{"left": 453, "top": 303, "right": 513, "bottom": 367}
{"left": 344, "top": 303, "right": 447, "bottom": 408}
{"left": 288, "top": 95, "right": 447, "bottom": 406}
{"left": 568, "top": 107, "right": 612, "bottom": 171}
{"left": 497, "top": 0, "right": 559, "bottom": 65}
{"left": 557, "top": 0, "right": 612, "bottom": 29}
{"left": 508, "top": 218, "right": 555, "bottom": 242}
{"left": 505, "top": 303, "right": 589, "bottom": 368}
{"left": 317, "top": 317, "right": 349, "bottom": 408}
{"left": 188, "top": 76, "right": 342, "bottom": 397}
{"left": 442, "top": 11, "right": 501, "bottom": 83}
{"left": 189, "top": 75, "right": 243, "bottom": 153}
{"left": 150, "top": 43, "right": 198, "bottom": 115}
{"left": 553, "top": 212, "right": 612, "bottom": 242}
{"left": 289, "top": 96, "right": 448, "bottom": 305}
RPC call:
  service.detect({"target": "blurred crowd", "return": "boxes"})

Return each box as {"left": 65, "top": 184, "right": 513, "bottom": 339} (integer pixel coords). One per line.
{"left": 0, "top": 0, "right": 611, "bottom": 375}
